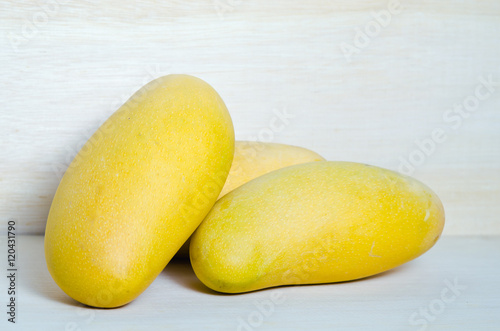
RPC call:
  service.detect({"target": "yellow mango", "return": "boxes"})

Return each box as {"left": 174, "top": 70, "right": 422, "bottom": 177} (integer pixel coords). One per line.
{"left": 218, "top": 141, "right": 325, "bottom": 198}
{"left": 175, "top": 141, "right": 324, "bottom": 257}
{"left": 190, "top": 161, "right": 445, "bottom": 293}
{"left": 45, "top": 74, "right": 234, "bottom": 307}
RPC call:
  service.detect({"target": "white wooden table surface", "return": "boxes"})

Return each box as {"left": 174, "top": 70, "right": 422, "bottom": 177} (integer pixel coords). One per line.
{"left": 0, "top": 235, "right": 498, "bottom": 330}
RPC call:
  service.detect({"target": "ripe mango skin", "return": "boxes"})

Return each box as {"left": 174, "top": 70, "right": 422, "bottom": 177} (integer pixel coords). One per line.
{"left": 190, "top": 161, "right": 445, "bottom": 293}
{"left": 44, "top": 75, "right": 234, "bottom": 307}
{"left": 175, "top": 141, "right": 324, "bottom": 257}
{"left": 218, "top": 141, "right": 325, "bottom": 198}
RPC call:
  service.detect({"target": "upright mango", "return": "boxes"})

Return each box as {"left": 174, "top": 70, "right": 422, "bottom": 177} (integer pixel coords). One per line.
{"left": 190, "top": 161, "right": 445, "bottom": 293}
{"left": 45, "top": 75, "right": 234, "bottom": 307}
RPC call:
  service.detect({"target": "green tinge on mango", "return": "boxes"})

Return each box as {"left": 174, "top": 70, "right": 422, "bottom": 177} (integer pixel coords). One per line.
{"left": 190, "top": 161, "right": 445, "bottom": 293}
{"left": 44, "top": 75, "right": 234, "bottom": 307}
{"left": 175, "top": 141, "right": 325, "bottom": 257}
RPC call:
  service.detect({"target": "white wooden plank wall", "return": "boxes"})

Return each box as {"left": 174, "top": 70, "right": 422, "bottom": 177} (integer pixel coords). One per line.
{"left": 1, "top": 0, "right": 499, "bottom": 235}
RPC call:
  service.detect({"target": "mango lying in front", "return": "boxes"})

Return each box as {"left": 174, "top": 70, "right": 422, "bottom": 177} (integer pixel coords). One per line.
{"left": 190, "top": 161, "right": 445, "bottom": 293}
{"left": 45, "top": 75, "right": 234, "bottom": 307}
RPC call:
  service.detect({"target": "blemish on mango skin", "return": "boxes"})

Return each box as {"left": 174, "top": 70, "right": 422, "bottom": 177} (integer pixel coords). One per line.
{"left": 423, "top": 209, "right": 430, "bottom": 222}
{"left": 368, "top": 241, "right": 382, "bottom": 258}
{"left": 191, "top": 161, "right": 445, "bottom": 294}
